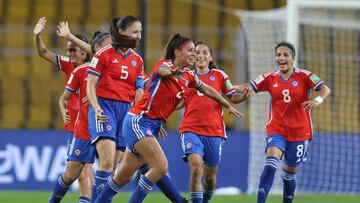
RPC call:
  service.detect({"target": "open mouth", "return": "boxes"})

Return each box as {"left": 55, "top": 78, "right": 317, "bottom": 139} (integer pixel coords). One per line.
{"left": 279, "top": 61, "right": 287, "bottom": 65}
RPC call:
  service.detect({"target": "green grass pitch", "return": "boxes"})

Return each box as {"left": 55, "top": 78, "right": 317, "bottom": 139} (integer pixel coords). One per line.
{"left": 1, "top": 191, "right": 360, "bottom": 203}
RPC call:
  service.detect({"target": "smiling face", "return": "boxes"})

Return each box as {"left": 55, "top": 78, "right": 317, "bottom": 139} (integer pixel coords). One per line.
{"left": 174, "top": 41, "right": 196, "bottom": 68}
{"left": 275, "top": 46, "right": 294, "bottom": 73}
{"left": 195, "top": 44, "right": 213, "bottom": 70}
{"left": 66, "top": 41, "right": 86, "bottom": 65}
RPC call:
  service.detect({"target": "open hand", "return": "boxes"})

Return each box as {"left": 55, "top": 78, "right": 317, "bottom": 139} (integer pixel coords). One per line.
{"left": 34, "top": 17, "right": 47, "bottom": 36}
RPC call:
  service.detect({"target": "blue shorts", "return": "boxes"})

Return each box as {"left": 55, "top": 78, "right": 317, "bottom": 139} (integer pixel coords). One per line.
{"left": 266, "top": 134, "right": 310, "bottom": 167}
{"left": 88, "top": 97, "right": 131, "bottom": 151}
{"left": 180, "top": 132, "right": 224, "bottom": 167}
{"left": 68, "top": 137, "right": 96, "bottom": 163}
{"left": 66, "top": 131, "right": 74, "bottom": 157}
{"left": 122, "top": 113, "right": 164, "bottom": 154}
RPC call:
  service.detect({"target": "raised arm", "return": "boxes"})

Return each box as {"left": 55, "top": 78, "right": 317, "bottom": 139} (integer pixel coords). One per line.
{"left": 56, "top": 21, "right": 93, "bottom": 55}
{"left": 34, "top": 17, "right": 57, "bottom": 64}
{"left": 198, "top": 83, "right": 244, "bottom": 118}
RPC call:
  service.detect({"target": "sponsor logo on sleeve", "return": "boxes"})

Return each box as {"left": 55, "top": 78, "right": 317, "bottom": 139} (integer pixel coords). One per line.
{"left": 310, "top": 74, "right": 321, "bottom": 84}
{"left": 225, "top": 80, "right": 234, "bottom": 90}
{"left": 254, "top": 75, "right": 264, "bottom": 84}
{"left": 89, "top": 57, "right": 99, "bottom": 68}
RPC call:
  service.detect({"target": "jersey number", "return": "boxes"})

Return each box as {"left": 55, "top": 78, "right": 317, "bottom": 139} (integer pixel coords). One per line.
{"left": 282, "top": 89, "right": 291, "bottom": 103}
{"left": 120, "top": 66, "right": 128, "bottom": 79}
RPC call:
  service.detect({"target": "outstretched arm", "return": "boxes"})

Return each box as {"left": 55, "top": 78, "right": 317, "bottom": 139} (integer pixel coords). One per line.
{"left": 57, "top": 21, "right": 93, "bottom": 55}
{"left": 198, "top": 83, "right": 244, "bottom": 118}
{"left": 34, "top": 17, "right": 57, "bottom": 64}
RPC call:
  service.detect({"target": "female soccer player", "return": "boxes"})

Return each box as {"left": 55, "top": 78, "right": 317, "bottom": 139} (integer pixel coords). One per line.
{"left": 33, "top": 17, "right": 93, "bottom": 202}
{"left": 94, "top": 33, "right": 244, "bottom": 203}
{"left": 86, "top": 15, "right": 145, "bottom": 200}
{"left": 179, "top": 41, "right": 248, "bottom": 203}
{"left": 48, "top": 31, "right": 112, "bottom": 203}
{"left": 239, "top": 42, "right": 330, "bottom": 203}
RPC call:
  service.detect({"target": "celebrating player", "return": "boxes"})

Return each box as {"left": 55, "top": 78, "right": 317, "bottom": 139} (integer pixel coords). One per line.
{"left": 86, "top": 16, "right": 145, "bottom": 200}
{"left": 33, "top": 17, "right": 93, "bottom": 202}
{"left": 48, "top": 31, "right": 112, "bottom": 203}
{"left": 94, "top": 33, "right": 244, "bottom": 203}
{"left": 238, "top": 42, "right": 331, "bottom": 203}
{"left": 179, "top": 41, "right": 248, "bottom": 203}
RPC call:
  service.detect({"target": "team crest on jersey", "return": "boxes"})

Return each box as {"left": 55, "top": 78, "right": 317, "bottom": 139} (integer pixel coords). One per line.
{"left": 292, "top": 81, "right": 298, "bottom": 87}
{"left": 131, "top": 60, "right": 137, "bottom": 67}
{"left": 106, "top": 124, "right": 112, "bottom": 131}
{"left": 186, "top": 142, "right": 192, "bottom": 149}
{"left": 209, "top": 76, "right": 216, "bottom": 81}
{"left": 75, "top": 149, "right": 81, "bottom": 156}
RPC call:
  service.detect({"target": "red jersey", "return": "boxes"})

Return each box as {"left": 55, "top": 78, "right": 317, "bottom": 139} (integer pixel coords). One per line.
{"left": 179, "top": 69, "right": 237, "bottom": 137}
{"left": 250, "top": 67, "right": 324, "bottom": 141}
{"left": 65, "top": 63, "right": 91, "bottom": 140}
{"left": 87, "top": 45, "right": 144, "bottom": 103}
{"left": 56, "top": 54, "right": 80, "bottom": 132}
{"left": 130, "top": 59, "right": 202, "bottom": 121}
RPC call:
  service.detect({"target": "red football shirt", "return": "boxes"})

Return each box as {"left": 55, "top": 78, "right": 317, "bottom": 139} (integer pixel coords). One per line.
{"left": 130, "top": 59, "right": 202, "bottom": 121}
{"left": 56, "top": 54, "right": 80, "bottom": 132}
{"left": 179, "top": 69, "right": 236, "bottom": 137}
{"left": 250, "top": 67, "right": 324, "bottom": 141}
{"left": 87, "top": 45, "right": 144, "bottom": 103}
{"left": 65, "top": 63, "right": 90, "bottom": 140}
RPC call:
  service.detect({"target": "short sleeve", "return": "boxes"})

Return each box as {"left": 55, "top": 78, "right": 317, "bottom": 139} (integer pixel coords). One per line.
{"left": 87, "top": 54, "right": 104, "bottom": 77}
{"left": 217, "top": 70, "right": 236, "bottom": 97}
{"left": 56, "top": 54, "right": 75, "bottom": 74}
{"left": 65, "top": 71, "right": 80, "bottom": 92}
{"left": 250, "top": 74, "right": 270, "bottom": 93}
{"left": 304, "top": 72, "right": 324, "bottom": 91}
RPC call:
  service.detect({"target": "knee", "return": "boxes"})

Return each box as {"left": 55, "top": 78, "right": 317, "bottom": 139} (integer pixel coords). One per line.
{"left": 62, "top": 173, "right": 77, "bottom": 185}
{"left": 154, "top": 160, "right": 168, "bottom": 177}
{"left": 204, "top": 173, "right": 216, "bottom": 185}
{"left": 99, "top": 158, "right": 114, "bottom": 171}
{"left": 190, "top": 163, "right": 203, "bottom": 179}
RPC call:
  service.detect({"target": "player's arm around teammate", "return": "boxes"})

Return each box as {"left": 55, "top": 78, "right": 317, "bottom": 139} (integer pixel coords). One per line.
{"left": 178, "top": 41, "right": 247, "bottom": 203}
{"left": 237, "top": 42, "right": 330, "bottom": 203}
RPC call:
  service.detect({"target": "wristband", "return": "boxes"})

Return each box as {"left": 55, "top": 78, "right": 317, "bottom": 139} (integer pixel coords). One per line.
{"left": 314, "top": 96, "right": 323, "bottom": 104}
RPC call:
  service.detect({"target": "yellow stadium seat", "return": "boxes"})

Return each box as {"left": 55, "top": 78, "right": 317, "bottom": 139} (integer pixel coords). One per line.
{"left": 33, "top": 0, "right": 57, "bottom": 22}
{"left": 115, "top": 0, "right": 138, "bottom": 17}
{"left": 30, "top": 56, "right": 54, "bottom": 77}
{"left": 25, "top": 78, "right": 52, "bottom": 129}
{"left": 3, "top": 31, "right": 26, "bottom": 48}
{"left": 0, "top": 77, "right": 25, "bottom": 128}
{"left": 5, "top": 0, "right": 28, "bottom": 24}
{"left": 3, "top": 57, "right": 28, "bottom": 78}
{"left": 61, "top": 0, "right": 84, "bottom": 23}
{"left": 86, "top": 0, "right": 111, "bottom": 25}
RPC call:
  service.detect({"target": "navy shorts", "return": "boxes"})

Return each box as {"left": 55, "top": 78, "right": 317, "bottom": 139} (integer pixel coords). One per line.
{"left": 181, "top": 132, "right": 224, "bottom": 167}
{"left": 266, "top": 134, "right": 310, "bottom": 167}
{"left": 122, "top": 113, "right": 164, "bottom": 154}
{"left": 68, "top": 137, "right": 96, "bottom": 163}
{"left": 88, "top": 97, "right": 130, "bottom": 151}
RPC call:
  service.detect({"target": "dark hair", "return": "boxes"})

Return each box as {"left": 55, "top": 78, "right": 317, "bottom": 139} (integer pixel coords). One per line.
{"left": 163, "top": 33, "right": 192, "bottom": 60}
{"left": 195, "top": 41, "right": 219, "bottom": 70}
{"left": 110, "top": 16, "right": 140, "bottom": 49}
{"left": 74, "top": 33, "right": 91, "bottom": 62}
{"left": 275, "top": 42, "right": 296, "bottom": 57}
{"left": 91, "top": 31, "right": 110, "bottom": 53}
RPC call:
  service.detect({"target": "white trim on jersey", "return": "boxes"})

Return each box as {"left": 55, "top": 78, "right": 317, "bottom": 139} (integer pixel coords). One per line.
{"left": 146, "top": 78, "right": 162, "bottom": 112}
{"left": 211, "top": 69, "right": 228, "bottom": 79}
{"left": 95, "top": 44, "right": 112, "bottom": 56}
